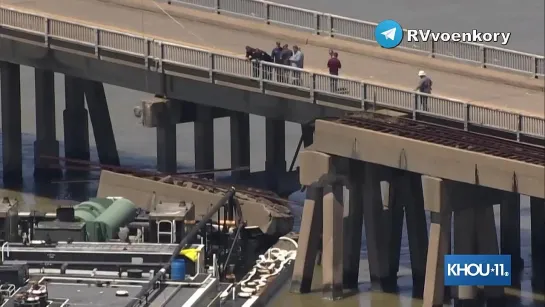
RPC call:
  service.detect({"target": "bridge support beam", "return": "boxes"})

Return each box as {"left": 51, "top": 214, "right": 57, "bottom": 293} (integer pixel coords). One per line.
{"left": 84, "top": 80, "right": 119, "bottom": 166}
{"left": 403, "top": 172, "right": 429, "bottom": 298}
{"left": 0, "top": 62, "right": 22, "bottom": 184}
{"left": 322, "top": 180, "right": 344, "bottom": 300}
{"left": 230, "top": 111, "right": 250, "bottom": 180}
{"left": 34, "top": 69, "right": 61, "bottom": 178}
{"left": 290, "top": 184, "right": 323, "bottom": 293}
{"left": 362, "top": 164, "right": 402, "bottom": 292}
{"left": 530, "top": 197, "right": 545, "bottom": 290}
{"left": 63, "top": 76, "right": 90, "bottom": 163}
{"left": 343, "top": 160, "right": 364, "bottom": 290}
{"left": 194, "top": 104, "right": 214, "bottom": 178}
{"left": 422, "top": 175, "right": 451, "bottom": 307}
{"left": 155, "top": 98, "right": 177, "bottom": 173}
{"left": 265, "top": 118, "right": 286, "bottom": 190}
{"left": 500, "top": 192, "right": 523, "bottom": 280}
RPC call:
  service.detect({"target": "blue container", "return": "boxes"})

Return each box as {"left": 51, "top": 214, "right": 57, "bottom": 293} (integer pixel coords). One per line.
{"left": 171, "top": 259, "right": 186, "bottom": 281}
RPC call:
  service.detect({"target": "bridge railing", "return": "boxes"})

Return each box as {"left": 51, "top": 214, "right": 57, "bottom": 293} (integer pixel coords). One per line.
{"left": 168, "top": 0, "right": 545, "bottom": 78}
{"left": 1, "top": 6, "right": 544, "bottom": 140}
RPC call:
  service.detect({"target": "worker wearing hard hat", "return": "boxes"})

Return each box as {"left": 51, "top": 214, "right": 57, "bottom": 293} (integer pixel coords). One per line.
{"left": 415, "top": 70, "right": 432, "bottom": 111}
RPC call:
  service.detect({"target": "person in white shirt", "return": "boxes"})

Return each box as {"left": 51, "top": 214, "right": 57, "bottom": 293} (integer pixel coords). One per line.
{"left": 289, "top": 45, "right": 304, "bottom": 85}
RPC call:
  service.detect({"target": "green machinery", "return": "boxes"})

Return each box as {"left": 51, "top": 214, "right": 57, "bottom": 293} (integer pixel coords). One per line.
{"left": 74, "top": 197, "right": 137, "bottom": 242}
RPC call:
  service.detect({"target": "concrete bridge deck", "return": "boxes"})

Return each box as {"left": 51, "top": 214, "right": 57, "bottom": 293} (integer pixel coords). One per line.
{"left": 5, "top": 0, "right": 545, "bottom": 116}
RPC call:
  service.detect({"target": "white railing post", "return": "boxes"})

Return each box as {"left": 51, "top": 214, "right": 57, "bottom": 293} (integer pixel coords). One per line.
{"left": 43, "top": 17, "right": 50, "bottom": 47}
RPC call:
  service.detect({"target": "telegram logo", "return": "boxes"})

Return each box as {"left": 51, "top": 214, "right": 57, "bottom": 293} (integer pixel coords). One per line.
{"left": 375, "top": 19, "right": 403, "bottom": 49}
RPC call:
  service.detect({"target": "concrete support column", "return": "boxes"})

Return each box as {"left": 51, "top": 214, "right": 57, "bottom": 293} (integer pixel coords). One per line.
{"left": 156, "top": 99, "right": 177, "bottom": 173}
{"left": 422, "top": 175, "right": 451, "bottom": 307}
{"left": 500, "top": 192, "right": 523, "bottom": 278}
{"left": 194, "top": 104, "right": 214, "bottom": 178}
{"left": 452, "top": 207, "right": 477, "bottom": 304}
{"left": 34, "top": 69, "right": 61, "bottom": 178}
{"left": 84, "top": 80, "right": 119, "bottom": 166}
{"left": 293, "top": 150, "right": 333, "bottom": 293}
{"left": 530, "top": 197, "right": 545, "bottom": 291}
{"left": 475, "top": 204, "right": 504, "bottom": 305}
{"left": 290, "top": 184, "right": 324, "bottom": 293}
{"left": 265, "top": 118, "right": 286, "bottom": 190}
{"left": 343, "top": 160, "right": 364, "bottom": 289}
{"left": 230, "top": 111, "right": 250, "bottom": 180}
{"left": 0, "top": 62, "right": 22, "bottom": 184}
{"left": 362, "top": 164, "right": 400, "bottom": 291}
{"left": 63, "top": 75, "right": 90, "bottom": 162}
{"left": 322, "top": 181, "right": 344, "bottom": 300}
{"left": 301, "top": 123, "right": 314, "bottom": 147}
{"left": 402, "top": 172, "right": 429, "bottom": 298}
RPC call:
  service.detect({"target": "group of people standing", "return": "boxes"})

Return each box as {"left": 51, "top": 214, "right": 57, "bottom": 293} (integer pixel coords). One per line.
{"left": 245, "top": 42, "right": 432, "bottom": 111}
{"left": 245, "top": 42, "right": 304, "bottom": 84}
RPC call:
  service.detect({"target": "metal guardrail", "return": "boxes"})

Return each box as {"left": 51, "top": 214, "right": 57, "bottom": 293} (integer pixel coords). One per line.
{"left": 168, "top": 0, "right": 545, "bottom": 78}
{"left": 0, "top": 7, "right": 543, "bottom": 141}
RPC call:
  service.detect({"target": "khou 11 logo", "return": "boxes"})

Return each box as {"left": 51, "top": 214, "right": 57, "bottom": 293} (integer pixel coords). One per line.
{"left": 444, "top": 255, "right": 511, "bottom": 286}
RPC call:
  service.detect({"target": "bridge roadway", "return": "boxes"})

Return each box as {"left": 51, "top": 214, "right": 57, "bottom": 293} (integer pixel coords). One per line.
{"left": 4, "top": 0, "right": 545, "bottom": 116}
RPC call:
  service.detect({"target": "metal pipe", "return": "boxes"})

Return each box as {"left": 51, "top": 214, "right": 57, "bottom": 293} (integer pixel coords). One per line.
{"left": 126, "top": 188, "right": 236, "bottom": 307}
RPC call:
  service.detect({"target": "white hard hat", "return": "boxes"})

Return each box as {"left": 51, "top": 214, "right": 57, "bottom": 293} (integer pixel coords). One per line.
{"left": 418, "top": 70, "right": 426, "bottom": 76}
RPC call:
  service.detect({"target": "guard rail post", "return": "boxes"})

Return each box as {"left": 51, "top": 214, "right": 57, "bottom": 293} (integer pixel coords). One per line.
{"left": 94, "top": 28, "right": 100, "bottom": 59}
{"left": 313, "top": 13, "right": 319, "bottom": 35}
{"left": 412, "top": 93, "right": 419, "bottom": 120}
{"left": 480, "top": 45, "right": 487, "bottom": 68}
{"left": 516, "top": 114, "right": 522, "bottom": 142}
{"left": 215, "top": 0, "right": 221, "bottom": 14}
{"left": 263, "top": 2, "right": 270, "bottom": 24}
{"left": 209, "top": 52, "right": 215, "bottom": 83}
{"left": 310, "top": 73, "right": 316, "bottom": 103}
{"left": 43, "top": 17, "right": 50, "bottom": 48}
{"left": 463, "top": 104, "right": 470, "bottom": 131}
{"left": 361, "top": 82, "right": 367, "bottom": 110}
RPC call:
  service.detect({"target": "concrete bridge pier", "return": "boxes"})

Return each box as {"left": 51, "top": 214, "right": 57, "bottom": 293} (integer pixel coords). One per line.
{"left": 83, "top": 81, "right": 119, "bottom": 166}
{"left": 194, "top": 104, "right": 214, "bottom": 178}
{"left": 230, "top": 111, "right": 250, "bottom": 180}
{"left": 63, "top": 76, "right": 90, "bottom": 164}
{"left": 0, "top": 61, "right": 22, "bottom": 184}
{"left": 34, "top": 69, "right": 61, "bottom": 178}
{"left": 265, "top": 119, "right": 286, "bottom": 191}
{"left": 362, "top": 164, "right": 403, "bottom": 292}
{"left": 155, "top": 98, "right": 178, "bottom": 173}
{"left": 422, "top": 175, "right": 452, "bottom": 307}
{"left": 500, "top": 191, "right": 523, "bottom": 281}
{"left": 530, "top": 197, "right": 545, "bottom": 290}
{"left": 343, "top": 160, "right": 364, "bottom": 290}
{"left": 290, "top": 151, "right": 345, "bottom": 299}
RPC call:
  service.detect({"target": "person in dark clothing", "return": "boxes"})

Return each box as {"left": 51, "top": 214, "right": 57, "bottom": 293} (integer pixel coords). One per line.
{"left": 279, "top": 44, "right": 293, "bottom": 83}
{"left": 258, "top": 49, "right": 273, "bottom": 80}
{"left": 327, "top": 52, "right": 341, "bottom": 92}
{"left": 271, "top": 42, "right": 283, "bottom": 82}
{"left": 271, "top": 42, "right": 283, "bottom": 64}
{"left": 415, "top": 70, "right": 433, "bottom": 111}
{"left": 246, "top": 46, "right": 260, "bottom": 77}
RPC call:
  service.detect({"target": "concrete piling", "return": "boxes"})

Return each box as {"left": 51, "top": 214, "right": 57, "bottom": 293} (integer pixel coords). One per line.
{"left": 84, "top": 80, "right": 119, "bottom": 166}
{"left": 265, "top": 118, "right": 286, "bottom": 190}
{"left": 34, "top": 69, "right": 61, "bottom": 178}
{"left": 422, "top": 175, "right": 451, "bottom": 307}
{"left": 362, "top": 164, "right": 400, "bottom": 291}
{"left": 194, "top": 104, "right": 214, "bottom": 178}
{"left": 343, "top": 160, "right": 364, "bottom": 290}
{"left": 290, "top": 184, "right": 324, "bottom": 293}
{"left": 500, "top": 191, "right": 523, "bottom": 280}
{"left": 322, "top": 181, "right": 344, "bottom": 300}
{"left": 402, "top": 172, "right": 428, "bottom": 297}
{"left": 530, "top": 197, "right": 545, "bottom": 291}
{"left": 156, "top": 98, "right": 177, "bottom": 173}
{"left": 63, "top": 75, "right": 90, "bottom": 163}
{"left": 229, "top": 111, "right": 250, "bottom": 180}
{"left": 0, "top": 61, "right": 22, "bottom": 184}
